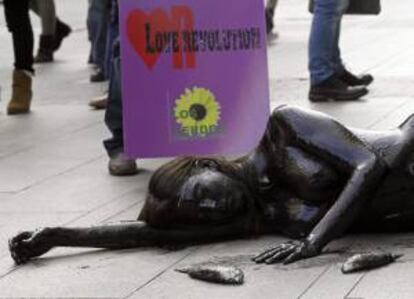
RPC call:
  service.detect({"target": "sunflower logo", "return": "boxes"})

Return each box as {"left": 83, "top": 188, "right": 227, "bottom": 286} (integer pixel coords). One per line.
{"left": 174, "top": 87, "right": 221, "bottom": 137}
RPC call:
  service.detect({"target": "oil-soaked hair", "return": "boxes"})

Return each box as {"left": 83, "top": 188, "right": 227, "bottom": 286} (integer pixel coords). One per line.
{"left": 138, "top": 156, "right": 253, "bottom": 228}
{"left": 149, "top": 157, "right": 243, "bottom": 197}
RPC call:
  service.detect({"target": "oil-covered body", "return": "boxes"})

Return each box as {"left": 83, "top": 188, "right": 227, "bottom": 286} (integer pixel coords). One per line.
{"left": 254, "top": 107, "right": 414, "bottom": 239}
{"left": 8, "top": 105, "right": 414, "bottom": 265}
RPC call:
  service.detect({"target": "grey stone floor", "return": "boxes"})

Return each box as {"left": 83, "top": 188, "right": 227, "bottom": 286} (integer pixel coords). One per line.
{"left": 0, "top": 0, "right": 413, "bottom": 298}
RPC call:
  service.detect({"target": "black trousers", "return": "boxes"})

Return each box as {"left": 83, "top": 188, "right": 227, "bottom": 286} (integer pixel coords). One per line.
{"left": 3, "top": 0, "right": 34, "bottom": 73}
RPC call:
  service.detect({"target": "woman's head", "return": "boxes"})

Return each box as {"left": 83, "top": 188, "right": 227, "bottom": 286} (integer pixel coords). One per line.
{"left": 139, "top": 157, "right": 250, "bottom": 228}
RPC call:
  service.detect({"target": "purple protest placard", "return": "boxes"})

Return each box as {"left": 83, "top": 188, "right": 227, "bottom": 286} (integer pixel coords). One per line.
{"left": 119, "top": 0, "right": 270, "bottom": 158}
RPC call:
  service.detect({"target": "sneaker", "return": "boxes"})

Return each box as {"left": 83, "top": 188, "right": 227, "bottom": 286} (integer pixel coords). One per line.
{"left": 108, "top": 152, "right": 138, "bottom": 176}
{"left": 89, "top": 93, "right": 108, "bottom": 110}
{"left": 309, "top": 75, "right": 368, "bottom": 102}
{"left": 338, "top": 70, "right": 374, "bottom": 87}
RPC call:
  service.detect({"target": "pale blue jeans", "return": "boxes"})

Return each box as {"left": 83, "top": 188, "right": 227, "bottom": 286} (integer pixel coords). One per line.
{"left": 309, "top": 0, "right": 350, "bottom": 85}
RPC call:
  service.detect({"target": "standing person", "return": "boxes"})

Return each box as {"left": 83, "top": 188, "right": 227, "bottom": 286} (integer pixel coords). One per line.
{"left": 3, "top": 0, "right": 34, "bottom": 115}
{"left": 308, "top": 0, "right": 373, "bottom": 102}
{"left": 103, "top": 0, "right": 138, "bottom": 176}
{"left": 29, "top": 0, "right": 72, "bottom": 63}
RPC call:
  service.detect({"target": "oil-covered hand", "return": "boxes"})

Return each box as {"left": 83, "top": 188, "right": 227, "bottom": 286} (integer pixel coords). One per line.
{"left": 8, "top": 228, "right": 53, "bottom": 265}
{"left": 252, "top": 240, "right": 320, "bottom": 264}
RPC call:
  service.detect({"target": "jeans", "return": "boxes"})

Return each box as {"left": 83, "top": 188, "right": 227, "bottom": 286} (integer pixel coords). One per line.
{"left": 3, "top": 0, "right": 34, "bottom": 73}
{"left": 87, "top": 0, "right": 110, "bottom": 72}
{"left": 104, "top": 0, "right": 119, "bottom": 78}
{"left": 103, "top": 0, "right": 122, "bottom": 157}
{"left": 308, "top": 0, "right": 350, "bottom": 85}
{"left": 103, "top": 38, "right": 123, "bottom": 157}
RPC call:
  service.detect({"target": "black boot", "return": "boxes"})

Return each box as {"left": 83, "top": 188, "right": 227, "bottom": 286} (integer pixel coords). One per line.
{"left": 34, "top": 35, "right": 54, "bottom": 63}
{"left": 53, "top": 19, "right": 72, "bottom": 51}
{"left": 338, "top": 70, "right": 374, "bottom": 87}
{"left": 309, "top": 75, "right": 368, "bottom": 102}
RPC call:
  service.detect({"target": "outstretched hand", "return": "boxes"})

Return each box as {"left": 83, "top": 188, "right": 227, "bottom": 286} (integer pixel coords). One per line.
{"left": 252, "top": 240, "right": 319, "bottom": 265}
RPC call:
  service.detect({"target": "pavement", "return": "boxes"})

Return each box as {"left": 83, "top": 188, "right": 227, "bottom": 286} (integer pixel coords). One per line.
{"left": 0, "top": 0, "right": 413, "bottom": 298}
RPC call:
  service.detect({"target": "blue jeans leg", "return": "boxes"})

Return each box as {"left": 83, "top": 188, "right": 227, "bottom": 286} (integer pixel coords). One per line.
{"left": 103, "top": 39, "right": 123, "bottom": 157}
{"left": 309, "top": 0, "right": 349, "bottom": 85}
{"left": 332, "top": 15, "right": 346, "bottom": 75}
{"left": 87, "top": 0, "right": 110, "bottom": 72}
{"left": 104, "top": 0, "right": 119, "bottom": 78}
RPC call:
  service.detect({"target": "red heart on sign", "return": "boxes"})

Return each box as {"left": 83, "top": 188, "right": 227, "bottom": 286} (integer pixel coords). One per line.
{"left": 127, "top": 9, "right": 171, "bottom": 69}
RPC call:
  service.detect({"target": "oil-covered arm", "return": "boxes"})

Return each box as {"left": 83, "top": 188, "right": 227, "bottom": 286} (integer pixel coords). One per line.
{"left": 254, "top": 106, "right": 386, "bottom": 264}
{"left": 9, "top": 220, "right": 246, "bottom": 264}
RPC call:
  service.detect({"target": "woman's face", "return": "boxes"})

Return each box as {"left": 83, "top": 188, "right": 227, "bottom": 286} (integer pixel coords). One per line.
{"left": 176, "top": 159, "right": 247, "bottom": 225}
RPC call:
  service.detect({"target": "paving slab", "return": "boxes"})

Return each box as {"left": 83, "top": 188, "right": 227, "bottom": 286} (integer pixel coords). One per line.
{"left": 299, "top": 265, "right": 365, "bottom": 299}
{"left": 133, "top": 237, "right": 328, "bottom": 299}
{"left": 0, "top": 245, "right": 194, "bottom": 299}
{"left": 0, "top": 211, "right": 83, "bottom": 267}
{"left": 0, "top": 106, "right": 103, "bottom": 158}
{"left": 347, "top": 261, "right": 414, "bottom": 299}
{"left": 0, "top": 187, "right": 170, "bottom": 299}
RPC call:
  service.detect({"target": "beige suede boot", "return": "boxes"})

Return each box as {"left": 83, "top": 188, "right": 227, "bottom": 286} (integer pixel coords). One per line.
{"left": 7, "top": 70, "right": 33, "bottom": 115}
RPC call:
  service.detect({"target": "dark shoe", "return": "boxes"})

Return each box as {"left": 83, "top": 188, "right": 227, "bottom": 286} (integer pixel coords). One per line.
{"left": 309, "top": 75, "right": 368, "bottom": 102}
{"left": 90, "top": 68, "right": 106, "bottom": 83}
{"left": 89, "top": 93, "right": 108, "bottom": 110}
{"left": 338, "top": 70, "right": 374, "bottom": 87}
{"left": 108, "top": 153, "right": 138, "bottom": 176}
{"left": 53, "top": 19, "right": 72, "bottom": 51}
{"left": 34, "top": 35, "right": 54, "bottom": 63}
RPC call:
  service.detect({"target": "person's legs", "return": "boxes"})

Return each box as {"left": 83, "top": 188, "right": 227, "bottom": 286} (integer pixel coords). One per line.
{"left": 30, "top": 0, "right": 71, "bottom": 63}
{"left": 89, "top": 0, "right": 119, "bottom": 110}
{"left": 30, "top": 0, "right": 55, "bottom": 63}
{"left": 267, "top": 0, "right": 279, "bottom": 10}
{"left": 104, "top": 0, "right": 119, "bottom": 78}
{"left": 30, "top": 0, "right": 56, "bottom": 35}
{"left": 265, "top": 0, "right": 278, "bottom": 34}
{"left": 4, "top": 0, "right": 34, "bottom": 73}
{"left": 103, "top": 45, "right": 123, "bottom": 158}
{"left": 309, "top": 0, "right": 348, "bottom": 86}
{"left": 103, "top": 39, "right": 138, "bottom": 176}
{"left": 332, "top": 11, "right": 374, "bottom": 87}
{"left": 332, "top": 16, "right": 345, "bottom": 75}
{"left": 87, "top": 0, "right": 97, "bottom": 64}
{"left": 308, "top": 0, "right": 368, "bottom": 102}
{"left": 89, "top": 0, "right": 110, "bottom": 82}
{"left": 4, "top": 0, "right": 34, "bottom": 115}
